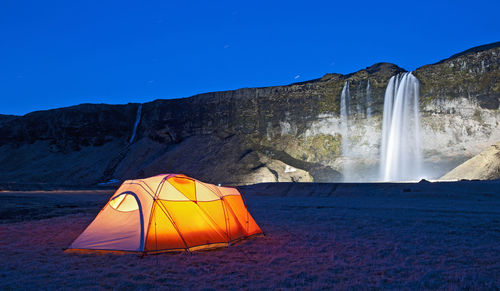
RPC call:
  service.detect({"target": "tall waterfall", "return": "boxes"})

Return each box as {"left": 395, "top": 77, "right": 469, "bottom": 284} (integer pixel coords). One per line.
{"left": 340, "top": 81, "right": 352, "bottom": 181}
{"left": 129, "top": 104, "right": 143, "bottom": 144}
{"left": 380, "top": 72, "right": 422, "bottom": 181}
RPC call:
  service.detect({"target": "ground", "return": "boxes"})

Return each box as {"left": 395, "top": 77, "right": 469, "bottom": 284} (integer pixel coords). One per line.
{"left": 0, "top": 181, "right": 499, "bottom": 290}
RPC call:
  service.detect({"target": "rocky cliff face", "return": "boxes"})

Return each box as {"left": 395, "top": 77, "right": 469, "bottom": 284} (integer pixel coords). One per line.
{"left": 0, "top": 42, "right": 499, "bottom": 187}
{"left": 0, "top": 114, "right": 18, "bottom": 125}
{"left": 416, "top": 42, "right": 500, "bottom": 178}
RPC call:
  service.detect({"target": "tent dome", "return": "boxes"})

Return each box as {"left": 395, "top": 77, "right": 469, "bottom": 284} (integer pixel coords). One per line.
{"left": 67, "top": 174, "right": 262, "bottom": 254}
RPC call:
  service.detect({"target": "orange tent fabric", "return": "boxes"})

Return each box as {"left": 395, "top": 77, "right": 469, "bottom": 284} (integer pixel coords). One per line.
{"left": 68, "top": 174, "right": 262, "bottom": 254}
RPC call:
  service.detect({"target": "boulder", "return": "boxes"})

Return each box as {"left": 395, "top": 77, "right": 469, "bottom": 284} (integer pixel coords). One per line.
{"left": 441, "top": 141, "right": 500, "bottom": 180}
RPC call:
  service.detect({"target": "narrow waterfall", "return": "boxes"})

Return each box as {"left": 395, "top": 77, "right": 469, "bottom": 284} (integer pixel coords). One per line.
{"left": 365, "top": 80, "right": 372, "bottom": 119}
{"left": 380, "top": 72, "right": 422, "bottom": 181}
{"left": 129, "top": 104, "right": 143, "bottom": 144}
{"left": 340, "top": 81, "right": 352, "bottom": 181}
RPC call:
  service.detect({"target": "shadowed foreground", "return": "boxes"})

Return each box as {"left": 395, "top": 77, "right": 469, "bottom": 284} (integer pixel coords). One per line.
{"left": 0, "top": 181, "right": 499, "bottom": 289}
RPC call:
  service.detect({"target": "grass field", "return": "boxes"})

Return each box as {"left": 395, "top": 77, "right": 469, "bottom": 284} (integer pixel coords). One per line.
{"left": 1, "top": 181, "right": 499, "bottom": 289}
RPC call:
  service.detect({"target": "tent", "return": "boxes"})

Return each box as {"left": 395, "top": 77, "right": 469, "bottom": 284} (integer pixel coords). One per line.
{"left": 67, "top": 174, "right": 262, "bottom": 254}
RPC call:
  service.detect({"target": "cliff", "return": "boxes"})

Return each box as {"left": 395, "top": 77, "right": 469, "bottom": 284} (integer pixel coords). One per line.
{"left": 0, "top": 42, "right": 499, "bottom": 187}
{"left": 0, "top": 114, "right": 18, "bottom": 125}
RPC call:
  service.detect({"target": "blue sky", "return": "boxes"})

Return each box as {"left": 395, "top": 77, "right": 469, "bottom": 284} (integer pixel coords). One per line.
{"left": 1, "top": 0, "right": 499, "bottom": 115}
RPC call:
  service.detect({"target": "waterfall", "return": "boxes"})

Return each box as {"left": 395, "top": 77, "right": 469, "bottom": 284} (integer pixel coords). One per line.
{"left": 129, "top": 104, "right": 142, "bottom": 144}
{"left": 340, "top": 81, "right": 352, "bottom": 181}
{"left": 380, "top": 72, "right": 422, "bottom": 181}
{"left": 366, "top": 80, "right": 372, "bottom": 119}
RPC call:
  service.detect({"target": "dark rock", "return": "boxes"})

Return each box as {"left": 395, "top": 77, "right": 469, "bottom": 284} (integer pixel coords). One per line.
{"left": 477, "top": 93, "right": 499, "bottom": 110}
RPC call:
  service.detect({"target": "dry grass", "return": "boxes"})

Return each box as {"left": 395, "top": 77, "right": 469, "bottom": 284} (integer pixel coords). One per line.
{"left": 0, "top": 183, "right": 499, "bottom": 289}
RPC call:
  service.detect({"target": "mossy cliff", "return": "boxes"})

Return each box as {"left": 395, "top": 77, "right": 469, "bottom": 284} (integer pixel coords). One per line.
{"left": 0, "top": 42, "right": 499, "bottom": 186}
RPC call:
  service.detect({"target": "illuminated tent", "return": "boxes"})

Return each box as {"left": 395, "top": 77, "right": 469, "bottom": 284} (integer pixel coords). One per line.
{"left": 67, "top": 174, "right": 262, "bottom": 254}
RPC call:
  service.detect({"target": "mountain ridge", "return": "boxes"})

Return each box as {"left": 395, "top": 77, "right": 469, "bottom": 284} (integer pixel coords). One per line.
{"left": 5, "top": 41, "right": 499, "bottom": 118}
{"left": 0, "top": 42, "right": 499, "bottom": 187}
